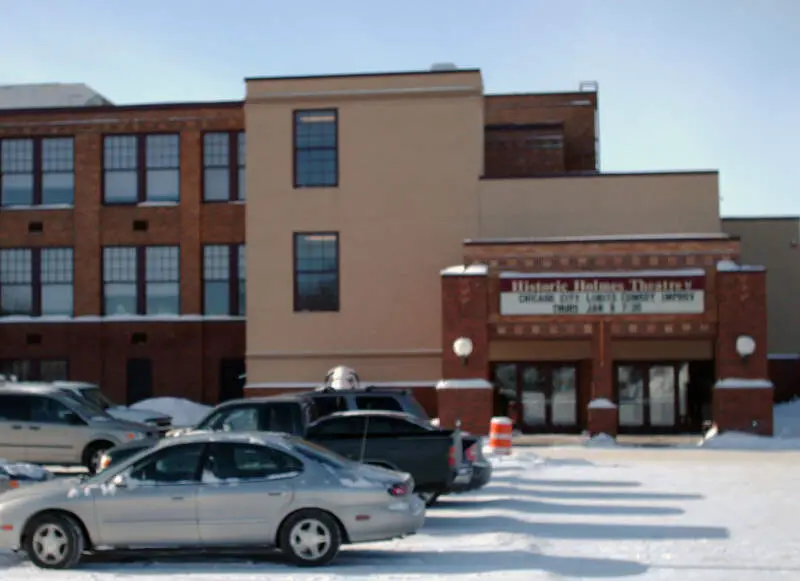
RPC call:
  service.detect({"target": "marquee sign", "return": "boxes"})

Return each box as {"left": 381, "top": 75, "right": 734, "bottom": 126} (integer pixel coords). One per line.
{"left": 499, "top": 271, "right": 706, "bottom": 316}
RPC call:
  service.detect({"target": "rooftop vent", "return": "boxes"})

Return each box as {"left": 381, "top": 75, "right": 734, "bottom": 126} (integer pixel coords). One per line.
{"left": 430, "top": 62, "right": 458, "bottom": 72}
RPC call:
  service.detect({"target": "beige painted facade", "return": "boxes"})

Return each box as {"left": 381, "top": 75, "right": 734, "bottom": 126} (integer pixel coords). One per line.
{"left": 722, "top": 217, "right": 800, "bottom": 354}
{"left": 243, "top": 69, "right": 724, "bottom": 386}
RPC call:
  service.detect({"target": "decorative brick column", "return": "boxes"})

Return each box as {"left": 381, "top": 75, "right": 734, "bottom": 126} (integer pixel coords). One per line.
{"left": 439, "top": 265, "right": 492, "bottom": 435}
{"left": 714, "top": 265, "right": 773, "bottom": 436}
{"left": 587, "top": 321, "right": 618, "bottom": 436}
{"left": 436, "top": 379, "right": 494, "bottom": 436}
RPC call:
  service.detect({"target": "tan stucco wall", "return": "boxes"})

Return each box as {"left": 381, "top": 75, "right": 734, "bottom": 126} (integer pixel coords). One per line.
{"left": 478, "top": 172, "right": 721, "bottom": 238}
{"left": 243, "top": 71, "right": 726, "bottom": 385}
{"left": 722, "top": 218, "right": 800, "bottom": 354}
{"left": 245, "top": 71, "right": 484, "bottom": 383}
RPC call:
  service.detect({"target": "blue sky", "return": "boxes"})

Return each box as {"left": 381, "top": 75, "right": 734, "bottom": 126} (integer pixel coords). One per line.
{"left": 3, "top": 0, "right": 798, "bottom": 217}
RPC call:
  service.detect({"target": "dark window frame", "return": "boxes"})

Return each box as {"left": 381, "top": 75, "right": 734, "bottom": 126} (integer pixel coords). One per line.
{"left": 293, "top": 232, "right": 340, "bottom": 313}
{"left": 292, "top": 109, "right": 339, "bottom": 188}
{"left": 201, "top": 131, "right": 245, "bottom": 203}
{"left": 102, "top": 245, "right": 180, "bottom": 315}
{"left": 0, "top": 358, "right": 70, "bottom": 382}
{"left": 102, "top": 133, "right": 181, "bottom": 205}
{"left": 0, "top": 136, "right": 75, "bottom": 207}
{"left": 202, "top": 243, "right": 245, "bottom": 316}
{"left": 0, "top": 247, "right": 74, "bottom": 317}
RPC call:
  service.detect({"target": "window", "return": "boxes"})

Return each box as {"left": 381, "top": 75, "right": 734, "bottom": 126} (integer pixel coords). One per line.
{"left": 0, "top": 395, "right": 29, "bottom": 421}
{"left": 206, "top": 406, "right": 260, "bottom": 432}
{"left": 355, "top": 396, "right": 404, "bottom": 413}
{"left": 103, "top": 134, "right": 180, "bottom": 204}
{"left": 128, "top": 443, "right": 205, "bottom": 485}
{"left": 294, "top": 110, "right": 337, "bottom": 188}
{"left": 0, "top": 137, "right": 74, "bottom": 207}
{"left": 0, "top": 248, "right": 74, "bottom": 316}
{"left": 311, "top": 395, "right": 348, "bottom": 419}
{"left": 257, "top": 403, "right": 304, "bottom": 434}
{"left": 306, "top": 416, "right": 366, "bottom": 437}
{"left": 293, "top": 233, "right": 339, "bottom": 312}
{"left": 29, "top": 396, "right": 82, "bottom": 425}
{"left": 204, "top": 443, "right": 303, "bottom": 482}
{"left": 202, "top": 244, "right": 245, "bottom": 316}
{"left": 203, "top": 131, "right": 245, "bottom": 202}
{"left": 103, "top": 246, "right": 180, "bottom": 315}
{"left": 0, "top": 359, "right": 69, "bottom": 382}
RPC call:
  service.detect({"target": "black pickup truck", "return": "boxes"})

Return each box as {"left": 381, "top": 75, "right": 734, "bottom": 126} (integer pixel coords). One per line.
{"left": 98, "top": 398, "right": 474, "bottom": 504}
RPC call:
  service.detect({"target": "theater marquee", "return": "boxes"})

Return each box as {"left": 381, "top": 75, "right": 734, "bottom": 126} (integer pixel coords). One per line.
{"left": 499, "top": 271, "right": 706, "bottom": 316}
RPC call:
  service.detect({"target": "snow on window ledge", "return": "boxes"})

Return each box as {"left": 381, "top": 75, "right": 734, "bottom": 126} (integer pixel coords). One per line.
{"left": 716, "top": 260, "right": 765, "bottom": 273}
{"left": 0, "top": 204, "right": 74, "bottom": 211}
{"left": 588, "top": 398, "right": 617, "bottom": 409}
{"left": 714, "top": 378, "right": 774, "bottom": 389}
{"left": 440, "top": 264, "right": 489, "bottom": 277}
{"left": 0, "top": 314, "right": 245, "bottom": 324}
{"left": 436, "top": 378, "right": 493, "bottom": 390}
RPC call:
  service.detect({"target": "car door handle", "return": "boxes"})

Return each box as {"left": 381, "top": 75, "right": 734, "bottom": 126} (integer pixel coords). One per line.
{"left": 28, "top": 426, "right": 41, "bottom": 431}
{"left": 171, "top": 496, "right": 185, "bottom": 501}
{"left": 10, "top": 425, "right": 22, "bottom": 430}
{"left": 268, "top": 492, "right": 286, "bottom": 497}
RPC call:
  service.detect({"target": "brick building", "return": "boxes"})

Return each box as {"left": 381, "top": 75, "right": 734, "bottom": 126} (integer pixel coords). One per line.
{"left": 0, "top": 68, "right": 776, "bottom": 436}
{"left": 0, "top": 97, "right": 246, "bottom": 405}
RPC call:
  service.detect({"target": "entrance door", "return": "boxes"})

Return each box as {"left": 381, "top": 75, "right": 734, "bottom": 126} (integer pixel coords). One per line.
{"left": 492, "top": 363, "right": 579, "bottom": 433}
{"left": 126, "top": 358, "right": 154, "bottom": 405}
{"left": 219, "top": 358, "right": 245, "bottom": 403}
{"left": 615, "top": 362, "right": 694, "bottom": 433}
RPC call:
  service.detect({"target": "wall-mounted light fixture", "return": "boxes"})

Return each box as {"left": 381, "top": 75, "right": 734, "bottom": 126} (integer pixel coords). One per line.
{"left": 736, "top": 335, "right": 756, "bottom": 359}
{"left": 453, "top": 337, "right": 474, "bottom": 366}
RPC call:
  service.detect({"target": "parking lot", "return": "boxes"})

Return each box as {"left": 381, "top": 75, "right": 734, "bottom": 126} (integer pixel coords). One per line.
{"left": 2, "top": 446, "right": 799, "bottom": 580}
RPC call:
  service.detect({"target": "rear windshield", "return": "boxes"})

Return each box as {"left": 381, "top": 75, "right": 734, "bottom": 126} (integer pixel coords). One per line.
{"left": 287, "top": 437, "right": 349, "bottom": 469}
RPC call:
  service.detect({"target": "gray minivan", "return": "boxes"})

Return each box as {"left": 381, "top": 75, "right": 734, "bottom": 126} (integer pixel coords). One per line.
{"left": 0, "top": 384, "right": 160, "bottom": 472}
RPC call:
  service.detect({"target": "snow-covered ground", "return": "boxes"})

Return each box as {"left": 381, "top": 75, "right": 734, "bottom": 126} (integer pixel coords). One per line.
{"left": 3, "top": 446, "right": 800, "bottom": 580}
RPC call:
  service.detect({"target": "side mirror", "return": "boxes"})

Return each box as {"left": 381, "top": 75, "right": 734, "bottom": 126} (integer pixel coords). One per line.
{"left": 111, "top": 474, "right": 128, "bottom": 489}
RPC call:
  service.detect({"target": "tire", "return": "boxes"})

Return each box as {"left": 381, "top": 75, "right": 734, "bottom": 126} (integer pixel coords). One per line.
{"left": 417, "top": 492, "right": 441, "bottom": 507}
{"left": 82, "top": 441, "right": 113, "bottom": 475}
{"left": 24, "top": 513, "right": 85, "bottom": 570}
{"left": 279, "top": 509, "right": 341, "bottom": 567}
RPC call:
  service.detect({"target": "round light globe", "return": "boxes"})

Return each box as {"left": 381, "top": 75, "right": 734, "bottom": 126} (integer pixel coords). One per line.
{"left": 735, "top": 335, "right": 756, "bottom": 357}
{"left": 452, "top": 337, "right": 474, "bottom": 359}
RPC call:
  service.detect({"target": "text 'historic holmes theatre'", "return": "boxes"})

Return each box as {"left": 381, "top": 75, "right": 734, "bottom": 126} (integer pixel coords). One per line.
{"left": 498, "top": 271, "right": 706, "bottom": 316}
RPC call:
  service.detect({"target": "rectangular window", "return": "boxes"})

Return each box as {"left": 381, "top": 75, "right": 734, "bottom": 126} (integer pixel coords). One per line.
{"left": 203, "top": 244, "right": 245, "bottom": 316}
{"left": 103, "top": 246, "right": 180, "bottom": 316}
{"left": 0, "top": 248, "right": 73, "bottom": 317}
{"left": 294, "top": 110, "right": 338, "bottom": 188}
{"left": 203, "top": 131, "right": 245, "bottom": 202}
{"left": 103, "top": 134, "right": 180, "bottom": 204}
{"left": 0, "top": 137, "right": 74, "bottom": 207}
{"left": 293, "top": 233, "right": 339, "bottom": 312}
{"left": 0, "top": 359, "right": 69, "bottom": 382}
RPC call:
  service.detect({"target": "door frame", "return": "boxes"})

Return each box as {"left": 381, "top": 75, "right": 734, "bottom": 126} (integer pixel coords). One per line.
{"left": 491, "top": 362, "right": 582, "bottom": 434}
{"left": 613, "top": 361, "right": 692, "bottom": 435}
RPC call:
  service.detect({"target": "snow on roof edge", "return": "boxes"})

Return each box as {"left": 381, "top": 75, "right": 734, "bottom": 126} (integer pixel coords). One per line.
{"left": 714, "top": 378, "right": 774, "bottom": 389}
{"left": 441, "top": 264, "right": 488, "bottom": 276}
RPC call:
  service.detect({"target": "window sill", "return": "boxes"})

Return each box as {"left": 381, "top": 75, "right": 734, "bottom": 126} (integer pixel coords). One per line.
{"left": 202, "top": 199, "right": 246, "bottom": 205}
{"left": 0, "top": 314, "right": 246, "bottom": 324}
{"left": 103, "top": 201, "right": 180, "bottom": 207}
{"left": 0, "top": 204, "right": 74, "bottom": 211}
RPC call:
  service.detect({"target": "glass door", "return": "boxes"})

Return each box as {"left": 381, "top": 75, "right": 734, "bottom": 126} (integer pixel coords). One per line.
{"left": 617, "top": 365, "right": 645, "bottom": 427}
{"left": 615, "top": 362, "right": 686, "bottom": 433}
{"left": 520, "top": 365, "right": 548, "bottom": 428}
{"left": 551, "top": 366, "right": 577, "bottom": 427}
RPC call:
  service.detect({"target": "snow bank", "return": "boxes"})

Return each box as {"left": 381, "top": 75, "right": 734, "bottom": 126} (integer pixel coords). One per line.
{"left": 0, "top": 460, "right": 52, "bottom": 481}
{"left": 583, "top": 433, "right": 619, "bottom": 448}
{"left": 130, "top": 397, "right": 211, "bottom": 427}
{"left": 700, "top": 399, "right": 800, "bottom": 450}
{"left": 774, "top": 398, "right": 800, "bottom": 438}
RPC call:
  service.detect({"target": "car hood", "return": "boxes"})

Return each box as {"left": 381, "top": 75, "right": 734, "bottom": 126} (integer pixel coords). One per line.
{"left": 89, "top": 416, "right": 158, "bottom": 434}
{"left": 106, "top": 406, "right": 172, "bottom": 423}
{"left": 0, "top": 477, "right": 83, "bottom": 503}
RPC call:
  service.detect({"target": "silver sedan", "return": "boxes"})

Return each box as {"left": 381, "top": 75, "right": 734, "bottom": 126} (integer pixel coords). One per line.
{"left": 0, "top": 432, "right": 425, "bottom": 569}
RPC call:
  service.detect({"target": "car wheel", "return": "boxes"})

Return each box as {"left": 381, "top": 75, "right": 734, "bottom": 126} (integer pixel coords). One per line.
{"left": 417, "top": 492, "right": 440, "bottom": 507}
{"left": 279, "top": 509, "right": 341, "bottom": 567}
{"left": 82, "top": 441, "right": 113, "bottom": 475}
{"left": 24, "top": 513, "right": 85, "bottom": 570}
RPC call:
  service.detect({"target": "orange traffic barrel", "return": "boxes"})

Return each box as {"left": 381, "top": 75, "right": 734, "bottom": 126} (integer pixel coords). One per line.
{"left": 488, "top": 416, "right": 513, "bottom": 455}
